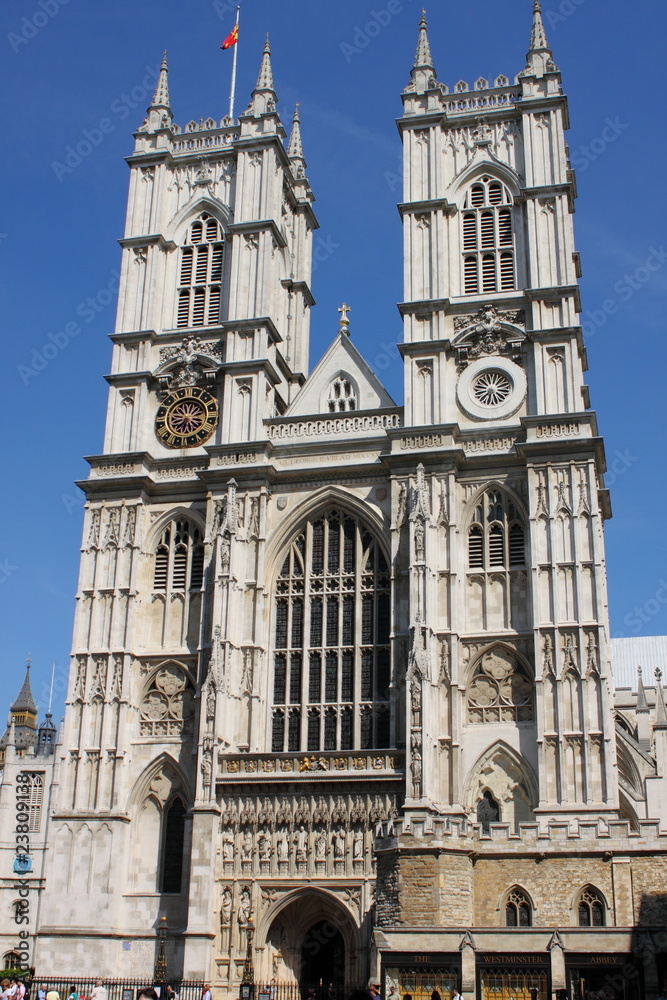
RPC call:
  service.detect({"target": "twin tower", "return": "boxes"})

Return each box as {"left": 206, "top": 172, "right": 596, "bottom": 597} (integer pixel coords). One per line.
{"left": 33, "top": 8, "right": 667, "bottom": 1000}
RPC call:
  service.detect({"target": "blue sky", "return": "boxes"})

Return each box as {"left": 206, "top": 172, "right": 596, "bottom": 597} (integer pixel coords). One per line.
{"left": 1, "top": 0, "right": 666, "bottom": 721}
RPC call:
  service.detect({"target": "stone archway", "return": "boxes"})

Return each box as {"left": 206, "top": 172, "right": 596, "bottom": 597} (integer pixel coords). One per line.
{"left": 262, "top": 890, "right": 361, "bottom": 994}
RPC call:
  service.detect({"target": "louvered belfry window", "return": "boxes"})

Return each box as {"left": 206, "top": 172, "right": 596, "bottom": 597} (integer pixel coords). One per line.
{"left": 177, "top": 214, "right": 224, "bottom": 328}
{"left": 153, "top": 519, "right": 204, "bottom": 592}
{"left": 461, "top": 176, "right": 515, "bottom": 294}
{"left": 468, "top": 491, "right": 525, "bottom": 569}
{"left": 271, "top": 511, "right": 391, "bottom": 753}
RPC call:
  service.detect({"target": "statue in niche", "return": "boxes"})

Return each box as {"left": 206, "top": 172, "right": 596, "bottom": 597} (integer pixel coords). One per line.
{"left": 410, "top": 673, "right": 422, "bottom": 726}
{"left": 221, "top": 887, "right": 232, "bottom": 927}
{"left": 258, "top": 831, "right": 272, "bottom": 861}
{"left": 333, "top": 828, "right": 346, "bottom": 859}
{"left": 294, "top": 824, "right": 308, "bottom": 861}
{"left": 238, "top": 887, "right": 251, "bottom": 926}
{"left": 241, "top": 830, "right": 253, "bottom": 861}
{"left": 414, "top": 518, "right": 425, "bottom": 560}
{"left": 222, "top": 830, "right": 234, "bottom": 861}
{"left": 315, "top": 830, "right": 327, "bottom": 860}
{"left": 353, "top": 829, "right": 364, "bottom": 861}
{"left": 477, "top": 790, "right": 500, "bottom": 833}
{"left": 277, "top": 828, "right": 289, "bottom": 861}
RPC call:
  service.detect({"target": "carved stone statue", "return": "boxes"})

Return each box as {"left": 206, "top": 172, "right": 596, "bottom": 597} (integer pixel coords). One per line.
{"left": 414, "top": 518, "right": 425, "bottom": 560}
{"left": 241, "top": 830, "right": 253, "bottom": 861}
{"left": 221, "top": 887, "right": 232, "bottom": 927}
{"left": 477, "top": 790, "right": 500, "bottom": 833}
{"left": 258, "top": 831, "right": 272, "bottom": 861}
{"left": 238, "top": 887, "right": 251, "bottom": 926}
{"left": 332, "top": 829, "right": 346, "bottom": 859}
{"left": 277, "top": 829, "right": 289, "bottom": 861}
{"left": 294, "top": 824, "right": 308, "bottom": 861}
{"left": 353, "top": 829, "right": 364, "bottom": 861}
{"left": 222, "top": 831, "right": 234, "bottom": 861}
{"left": 315, "top": 830, "right": 327, "bottom": 860}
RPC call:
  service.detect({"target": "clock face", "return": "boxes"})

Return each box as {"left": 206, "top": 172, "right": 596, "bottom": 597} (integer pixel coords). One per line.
{"left": 155, "top": 386, "right": 218, "bottom": 448}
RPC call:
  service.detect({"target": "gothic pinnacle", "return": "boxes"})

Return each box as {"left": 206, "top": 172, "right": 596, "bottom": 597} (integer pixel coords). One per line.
{"left": 150, "top": 50, "right": 171, "bottom": 112}
{"left": 521, "top": 0, "right": 558, "bottom": 77}
{"left": 255, "top": 35, "right": 275, "bottom": 93}
{"left": 529, "top": 1, "right": 550, "bottom": 53}
{"left": 288, "top": 104, "right": 305, "bottom": 161}
{"left": 414, "top": 9, "right": 435, "bottom": 71}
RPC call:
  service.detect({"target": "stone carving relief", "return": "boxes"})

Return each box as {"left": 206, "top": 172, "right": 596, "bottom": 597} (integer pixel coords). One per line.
{"left": 156, "top": 335, "right": 224, "bottom": 391}
{"left": 139, "top": 664, "right": 195, "bottom": 737}
{"left": 467, "top": 647, "right": 534, "bottom": 723}
{"left": 453, "top": 304, "right": 526, "bottom": 370}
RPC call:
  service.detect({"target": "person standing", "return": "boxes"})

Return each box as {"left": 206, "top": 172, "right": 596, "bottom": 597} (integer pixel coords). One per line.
{"left": 45, "top": 988, "right": 60, "bottom": 1000}
{"left": 90, "top": 983, "right": 107, "bottom": 1000}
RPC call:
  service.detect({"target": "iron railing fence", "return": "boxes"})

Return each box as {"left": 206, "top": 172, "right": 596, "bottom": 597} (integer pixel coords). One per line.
{"left": 29, "top": 980, "right": 205, "bottom": 1000}
{"left": 254, "top": 984, "right": 364, "bottom": 1000}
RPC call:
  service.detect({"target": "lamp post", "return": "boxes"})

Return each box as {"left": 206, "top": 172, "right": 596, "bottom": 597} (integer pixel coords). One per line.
{"left": 240, "top": 919, "right": 255, "bottom": 1000}
{"left": 154, "top": 915, "right": 169, "bottom": 987}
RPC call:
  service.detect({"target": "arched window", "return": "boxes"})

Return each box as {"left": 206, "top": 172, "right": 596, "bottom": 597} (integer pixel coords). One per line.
{"left": 461, "top": 176, "right": 515, "bottom": 294}
{"left": 327, "top": 376, "right": 357, "bottom": 413}
{"left": 578, "top": 886, "right": 606, "bottom": 927}
{"left": 176, "top": 213, "right": 224, "bottom": 328}
{"left": 2, "top": 953, "right": 21, "bottom": 971}
{"left": 23, "top": 773, "right": 44, "bottom": 833}
{"left": 271, "top": 510, "right": 391, "bottom": 752}
{"left": 468, "top": 491, "right": 525, "bottom": 569}
{"left": 153, "top": 518, "right": 204, "bottom": 592}
{"left": 161, "top": 797, "right": 186, "bottom": 893}
{"left": 505, "top": 887, "right": 532, "bottom": 927}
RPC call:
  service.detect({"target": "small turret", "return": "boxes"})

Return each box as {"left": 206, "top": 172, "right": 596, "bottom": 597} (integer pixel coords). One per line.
{"left": 636, "top": 666, "right": 651, "bottom": 748}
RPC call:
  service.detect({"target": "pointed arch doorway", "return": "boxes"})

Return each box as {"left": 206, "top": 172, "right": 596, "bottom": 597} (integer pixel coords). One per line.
{"left": 263, "top": 890, "right": 360, "bottom": 999}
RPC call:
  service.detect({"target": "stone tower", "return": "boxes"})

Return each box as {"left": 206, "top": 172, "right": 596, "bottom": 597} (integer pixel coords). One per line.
{"left": 35, "top": 9, "right": 667, "bottom": 1000}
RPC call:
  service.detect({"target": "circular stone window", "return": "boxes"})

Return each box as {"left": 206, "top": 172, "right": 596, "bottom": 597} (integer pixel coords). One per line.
{"left": 456, "top": 357, "right": 527, "bottom": 420}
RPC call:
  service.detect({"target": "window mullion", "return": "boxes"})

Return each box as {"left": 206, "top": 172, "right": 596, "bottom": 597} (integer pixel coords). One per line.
{"left": 300, "top": 523, "right": 312, "bottom": 750}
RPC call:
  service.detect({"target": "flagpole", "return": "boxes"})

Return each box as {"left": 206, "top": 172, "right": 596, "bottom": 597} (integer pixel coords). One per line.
{"left": 228, "top": 6, "right": 240, "bottom": 121}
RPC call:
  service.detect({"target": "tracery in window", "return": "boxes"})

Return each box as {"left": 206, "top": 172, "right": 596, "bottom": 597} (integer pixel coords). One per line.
{"left": 578, "top": 886, "right": 606, "bottom": 927}
{"left": 272, "top": 511, "right": 391, "bottom": 752}
{"left": 468, "top": 490, "right": 525, "bottom": 569}
{"left": 505, "top": 887, "right": 532, "bottom": 927}
{"left": 139, "top": 664, "right": 195, "bottom": 737}
{"left": 153, "top": 518, "right": 204, "bottom": 592}
{"left": 177, "top": 213, "right": 224, "bottom": 328}
{"left": 23, "top": 773, "right": 44, "bottom": 833}
{"left": 462, "top": 176, "right": 515, "bottom": 294}
{"left": 467, "top": 646, "right": 534, "bottom": 723}
{"left": 327, "top": 377, "right": 357, "bottom": 413}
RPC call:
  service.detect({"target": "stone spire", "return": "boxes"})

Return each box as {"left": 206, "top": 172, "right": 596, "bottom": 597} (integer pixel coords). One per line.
{"left": 11, "top": 656, "right": 37, "bottom": 717}
{"left": 248, "top": 36, "right": 279, "bottom": 117}
{"left": 144, "top": 51, "right": 173, "bottom": 131}
{"left": 255, "top": 36, "right": 275, "bottom": 93}
{"left": 288, "top": 104, "right": 304, "bottom": 159}
{"left": 636, "top": 666, "right": 649, "bottom": 712}
{"left": 407, "top": 10, "right": 437, "bottom": 94}
{"left": 521, "top": 1, "right": 558, "bottom": 78}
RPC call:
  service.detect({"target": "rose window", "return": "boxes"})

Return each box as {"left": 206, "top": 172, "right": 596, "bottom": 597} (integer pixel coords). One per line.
{"left": 472, "top": 370, "right": 512, "bottom": 406}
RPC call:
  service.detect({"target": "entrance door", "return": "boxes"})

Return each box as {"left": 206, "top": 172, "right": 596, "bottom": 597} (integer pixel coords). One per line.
{"left": 300, "top": 920, "right": 345, "bottom": 1000}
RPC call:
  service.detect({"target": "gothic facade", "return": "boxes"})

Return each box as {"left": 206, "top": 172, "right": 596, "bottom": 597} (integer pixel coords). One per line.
{"left": 33, "top": 8, "right": 667, "bottom": 1000}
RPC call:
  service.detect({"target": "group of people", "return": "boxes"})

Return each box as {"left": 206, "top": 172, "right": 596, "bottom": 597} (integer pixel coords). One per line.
{"left": 0, "top": 979, "right": 27, "bottom": 1000}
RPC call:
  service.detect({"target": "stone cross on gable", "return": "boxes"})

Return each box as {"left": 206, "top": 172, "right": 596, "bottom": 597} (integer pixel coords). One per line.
{"left": 338, "top": 302, "right": 351, "bottom": 334}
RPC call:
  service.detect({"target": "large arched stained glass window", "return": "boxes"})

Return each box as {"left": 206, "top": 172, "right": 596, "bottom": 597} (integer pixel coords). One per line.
{"left": 271, "top": 511, "right": 391, "bottom": 753}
